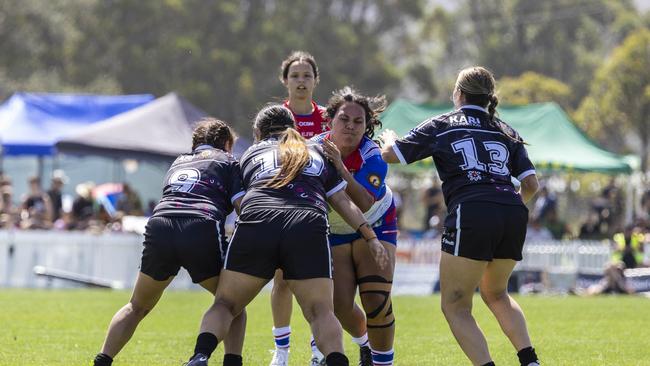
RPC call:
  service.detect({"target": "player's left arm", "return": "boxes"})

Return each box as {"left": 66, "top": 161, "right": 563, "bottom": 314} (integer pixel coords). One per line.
{"left": 511, "top": 141, "right": 538, "bottom": 203}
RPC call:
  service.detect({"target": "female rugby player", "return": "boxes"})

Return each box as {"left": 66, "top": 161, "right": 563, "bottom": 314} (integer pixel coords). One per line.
{"left": 93, "top": 118, "right": 247, "bottom": 366}
{"left": 184, "top": 105, "right": 388, "bottom": 366}
{"left": 269, "top": 50, "right": 330, "bottom": 366}
{"left": 381, "top": 67, "right": 541, "bottom": 366}
{"left": 310, "top": 87, "right": 397, "bottom": 366}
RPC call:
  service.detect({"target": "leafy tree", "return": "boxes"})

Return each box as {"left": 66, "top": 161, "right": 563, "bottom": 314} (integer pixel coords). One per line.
{"left": 409, "top": 0, "right": 642, "bottom": 105}
{"left": 498, "top": 72, "right": 572, "bottom": 110}
{"left": 574, "top": 27, "right": 650, "bottom": 171}
{"left": 70, "top": 0, "right": 422, "bottom": 135}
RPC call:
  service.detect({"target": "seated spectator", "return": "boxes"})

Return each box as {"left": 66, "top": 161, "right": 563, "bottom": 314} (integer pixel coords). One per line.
{"left": 20, "top": 176, "right": 53, "bottom": 229}
{"left": 585, "top": 262, "right": 634, "bottom": 295}
{"left": 116, "top": 183, "right": 143, "bottom": 216}
{"left": 71, "top": 182, "right": 95, "bottom": 230}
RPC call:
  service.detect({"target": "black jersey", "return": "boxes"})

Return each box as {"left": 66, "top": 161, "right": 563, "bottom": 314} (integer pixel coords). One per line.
{"left": 394, "top": 105, "right": 535, "bottom": 209}
{"left": 152, "top": 145, "right": 244, "bottom": 222}
{"left": 239, "top": 137, "right": 346, "bottom": 215}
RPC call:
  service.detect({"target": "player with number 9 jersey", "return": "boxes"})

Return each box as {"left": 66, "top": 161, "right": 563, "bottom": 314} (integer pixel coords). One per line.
{"left": 93, "top": 118, "right": 247, "bottom": 366}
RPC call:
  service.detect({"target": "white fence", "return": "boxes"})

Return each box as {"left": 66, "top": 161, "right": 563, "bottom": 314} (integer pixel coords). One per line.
{"left": 0, "top": 229, "right": 626, "bottom": 294}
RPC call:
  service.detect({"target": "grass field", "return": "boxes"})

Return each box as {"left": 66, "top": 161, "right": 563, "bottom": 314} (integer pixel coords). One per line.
{"left": 0, "top": 290, "right": 648, "bottom": 365}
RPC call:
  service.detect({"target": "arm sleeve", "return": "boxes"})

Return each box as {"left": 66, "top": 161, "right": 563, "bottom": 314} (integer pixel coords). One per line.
{"left": 323, "top": 158, "right": 347, "bottom": 197}
{"left": 510, "top": 143, "right": 536, "bottom": 181}
{"left": 393, "top": 119, "right": 439, "bottom": 164}
{"left": 229, "top": 161, "right": 246, "bottom": 203}
{"left": 356, "top": 154, "right": 388, "bottom": 200}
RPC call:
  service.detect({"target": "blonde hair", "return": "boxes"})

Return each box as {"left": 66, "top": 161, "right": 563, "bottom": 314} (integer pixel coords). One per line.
{"left": 266, "top": 128, "right": 310, "bottom": 188}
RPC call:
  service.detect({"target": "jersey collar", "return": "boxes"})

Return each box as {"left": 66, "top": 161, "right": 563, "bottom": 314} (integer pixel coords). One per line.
{"left": 459, "top": 105, "right": 488, "bottom": 113}
{"left": 194, "top": 144, "right": 214, "bottom": 151}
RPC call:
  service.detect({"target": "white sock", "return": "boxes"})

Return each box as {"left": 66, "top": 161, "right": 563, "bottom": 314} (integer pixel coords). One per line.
{"left": 272, "top": 326, "right": 291, "bottom": 350}
{"left": 351, "top": 333, "right": 369, "bottom": 348}
{"left": 310, "top": 334, "right": 324, "bottom": 358}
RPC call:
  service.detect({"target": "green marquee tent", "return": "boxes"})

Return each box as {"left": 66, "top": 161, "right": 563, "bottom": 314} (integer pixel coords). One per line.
{"left": 380, "top": 100, "right": 633, "bottom": 174}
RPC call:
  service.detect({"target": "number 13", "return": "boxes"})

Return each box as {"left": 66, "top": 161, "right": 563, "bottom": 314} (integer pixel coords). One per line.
{"left": 451, "top": 138, "right": 509, "bottom": 175}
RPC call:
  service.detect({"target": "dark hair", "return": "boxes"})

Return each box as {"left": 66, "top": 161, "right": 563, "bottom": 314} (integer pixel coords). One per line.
{"left": 279, "top": 51, "right": 319, "bottom": 83}
{"left": 456, "top": 66, "right": 524, "bottom": 144}
{"left": 325, "top": 86, "right": 386, "bottom": 140}
{"left": 191, "top": 117, "right": 235, "bottom": 151}
{"left": 253, "top": 105, "right": 309, "bottom": 189}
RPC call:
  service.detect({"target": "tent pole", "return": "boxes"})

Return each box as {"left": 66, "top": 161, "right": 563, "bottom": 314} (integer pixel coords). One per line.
{"left": 37, "top": 156, "right": 44, "bottom": 185}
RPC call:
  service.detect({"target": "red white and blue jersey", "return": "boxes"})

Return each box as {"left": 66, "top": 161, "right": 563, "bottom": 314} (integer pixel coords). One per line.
{"left": 153, "top": 145, "right": 244, "bottom": 222}
{"left": 284, "top": 100, "right": 328, "bottom": 139}
{"left": 313, "top": 132, "right": 395, "bottom": 234}
{"left": 393, "top": 105, "right": 535, "bottom": 209}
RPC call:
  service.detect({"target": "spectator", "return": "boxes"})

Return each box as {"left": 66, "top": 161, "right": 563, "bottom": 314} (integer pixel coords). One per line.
{"left": 526, "top": 217, "right": 553, "bottom": 241}
{"left": 531, "top": 183, "right": 556, "bottom": 222}
{"left": 116, "top": 183, "right": 143, "bottom": 216}
{"left": 72, "top": 182, "right": 95, "bottom": 230}
{"left": 21, "top": 176, "right": 53, "bottom": 229}
{"left": 578, "top": 212, "right": 605, "bottom": 240}
{"left": 585, "top": 262, "right": 634, "bottom": 295}
{"left": 612, "top": 225, "right": 645, "bottom": 269}
{"left": 544, "top": 207, "right": 570, "bottom": 240}
{"left": 47, "top": 171, "right": 67, "bottom": 222}
{"left": 0, "top": 183, "right": 18, "bottom": 228}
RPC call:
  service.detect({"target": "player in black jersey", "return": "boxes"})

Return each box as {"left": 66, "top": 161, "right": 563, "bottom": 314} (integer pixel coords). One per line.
{"left": 381, "top": 67, "right": 541, "bottom": 366}
{"left": 93, "top": 118, "right": 247, "bottom": 366}
{"left": 184, "top": 105, "right": 388, "bottom": 366}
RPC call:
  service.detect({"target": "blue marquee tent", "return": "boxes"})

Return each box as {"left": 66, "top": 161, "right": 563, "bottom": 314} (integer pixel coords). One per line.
{"left": 0, "top": 92, "right": 154, "bottom": 156}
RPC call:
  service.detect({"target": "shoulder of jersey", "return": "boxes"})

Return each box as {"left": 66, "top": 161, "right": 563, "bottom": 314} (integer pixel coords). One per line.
{"left": 493, "top": 117, "right": 521, "bottom": 140}
{"left": 359, "top": 136, "right": 381, "bottom": 160}
{"left": 416, "top": 111, "right": 455, "bottom": 130}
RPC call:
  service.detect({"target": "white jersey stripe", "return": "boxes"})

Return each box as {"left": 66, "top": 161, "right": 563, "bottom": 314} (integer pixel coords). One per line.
{"left": 454, "top": 204, "right": 462, "bottom": 256}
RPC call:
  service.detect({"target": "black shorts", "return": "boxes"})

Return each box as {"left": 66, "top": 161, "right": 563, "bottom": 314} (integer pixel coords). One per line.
{"left": 140, "top": 216, "right": 226, "bottom": 283}
{"left": 224, "top": 208, "right": 332, "bottom": 280}
{"left": 441, "top": 201, "right": 528, "bottom": 261}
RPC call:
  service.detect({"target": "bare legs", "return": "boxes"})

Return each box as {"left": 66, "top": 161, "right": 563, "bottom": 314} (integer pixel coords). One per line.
{"left": 439, "top": 252, "right": 535, "bottom": 365}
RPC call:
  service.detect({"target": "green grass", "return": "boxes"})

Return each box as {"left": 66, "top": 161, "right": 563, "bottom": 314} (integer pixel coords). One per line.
{"left": 0, "top": 290, "right": 648, "bottom": 365}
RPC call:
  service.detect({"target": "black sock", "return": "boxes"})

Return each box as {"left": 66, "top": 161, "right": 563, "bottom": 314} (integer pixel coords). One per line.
{"left": 325, "top": 352, "right": 349, "bottom": 366}
{"left": 517, "top": 346, "right": 539, "bottom": 365}
{"left": 223, "top": 353, "right": 243, "bottom": 366}
{"left": 93, "top": 353, "right": 113, "bottom": 366}
{"left": 193, "top": 332, "right": 219, "bottom": 359}
{"left": 481, "top": 362, "right": 495, "bottom": 366}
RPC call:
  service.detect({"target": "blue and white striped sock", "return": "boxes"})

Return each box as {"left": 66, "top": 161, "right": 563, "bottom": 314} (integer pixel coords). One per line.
{"left": 371, "top": 348, "right": 394, "bottom": 366}
{"left": 272, "top": 326, "right": 291, "bottom": 350}
{"left": 310, "top": 335, "right": 324, "bottom": 359}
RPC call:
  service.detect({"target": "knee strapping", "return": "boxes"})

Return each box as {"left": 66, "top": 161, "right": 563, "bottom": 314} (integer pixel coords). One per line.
{"left": 358, "top": 275, "right": 394, "bottom": 329}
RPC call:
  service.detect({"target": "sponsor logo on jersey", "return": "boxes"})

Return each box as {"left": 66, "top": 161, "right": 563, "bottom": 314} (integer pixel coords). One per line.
{"left": 368, "top": 174, "right": 381, "bottom": 188}
{"left": 467, "top": 170, "right": 483, "bottom": 181}
{"left": 298, "top": 121, "right": 315, "bottom": 127}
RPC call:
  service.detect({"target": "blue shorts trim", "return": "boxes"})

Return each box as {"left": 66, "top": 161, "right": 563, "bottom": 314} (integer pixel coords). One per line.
{"left": 329, "top": 221, "right": 398, "bottom": 246}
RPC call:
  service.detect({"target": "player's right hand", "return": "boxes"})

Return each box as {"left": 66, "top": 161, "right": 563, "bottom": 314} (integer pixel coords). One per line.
{"left": 367, "top": 237, "right": 389, "bottom": 270}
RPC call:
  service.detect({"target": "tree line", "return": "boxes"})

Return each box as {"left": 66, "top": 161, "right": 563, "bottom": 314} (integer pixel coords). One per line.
{"left": 0, "top": 0, "right": 648, "bottom": 169}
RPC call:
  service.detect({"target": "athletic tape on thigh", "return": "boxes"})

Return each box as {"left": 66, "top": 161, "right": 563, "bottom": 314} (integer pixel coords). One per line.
{"left": 358, "top": 275, "right": 394, "bottom": 329}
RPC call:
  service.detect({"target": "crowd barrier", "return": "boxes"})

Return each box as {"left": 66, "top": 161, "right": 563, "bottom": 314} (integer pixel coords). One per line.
{"left": 1, "top": 230, "right": 642, "bottom": 294}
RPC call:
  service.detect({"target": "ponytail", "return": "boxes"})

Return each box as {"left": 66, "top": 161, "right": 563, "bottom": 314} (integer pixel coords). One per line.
{"left": 266, "top": 128, "right": 310, "bottom": 188}
{"left": 486, "top": 93, "right": 526, "bottom": 144}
